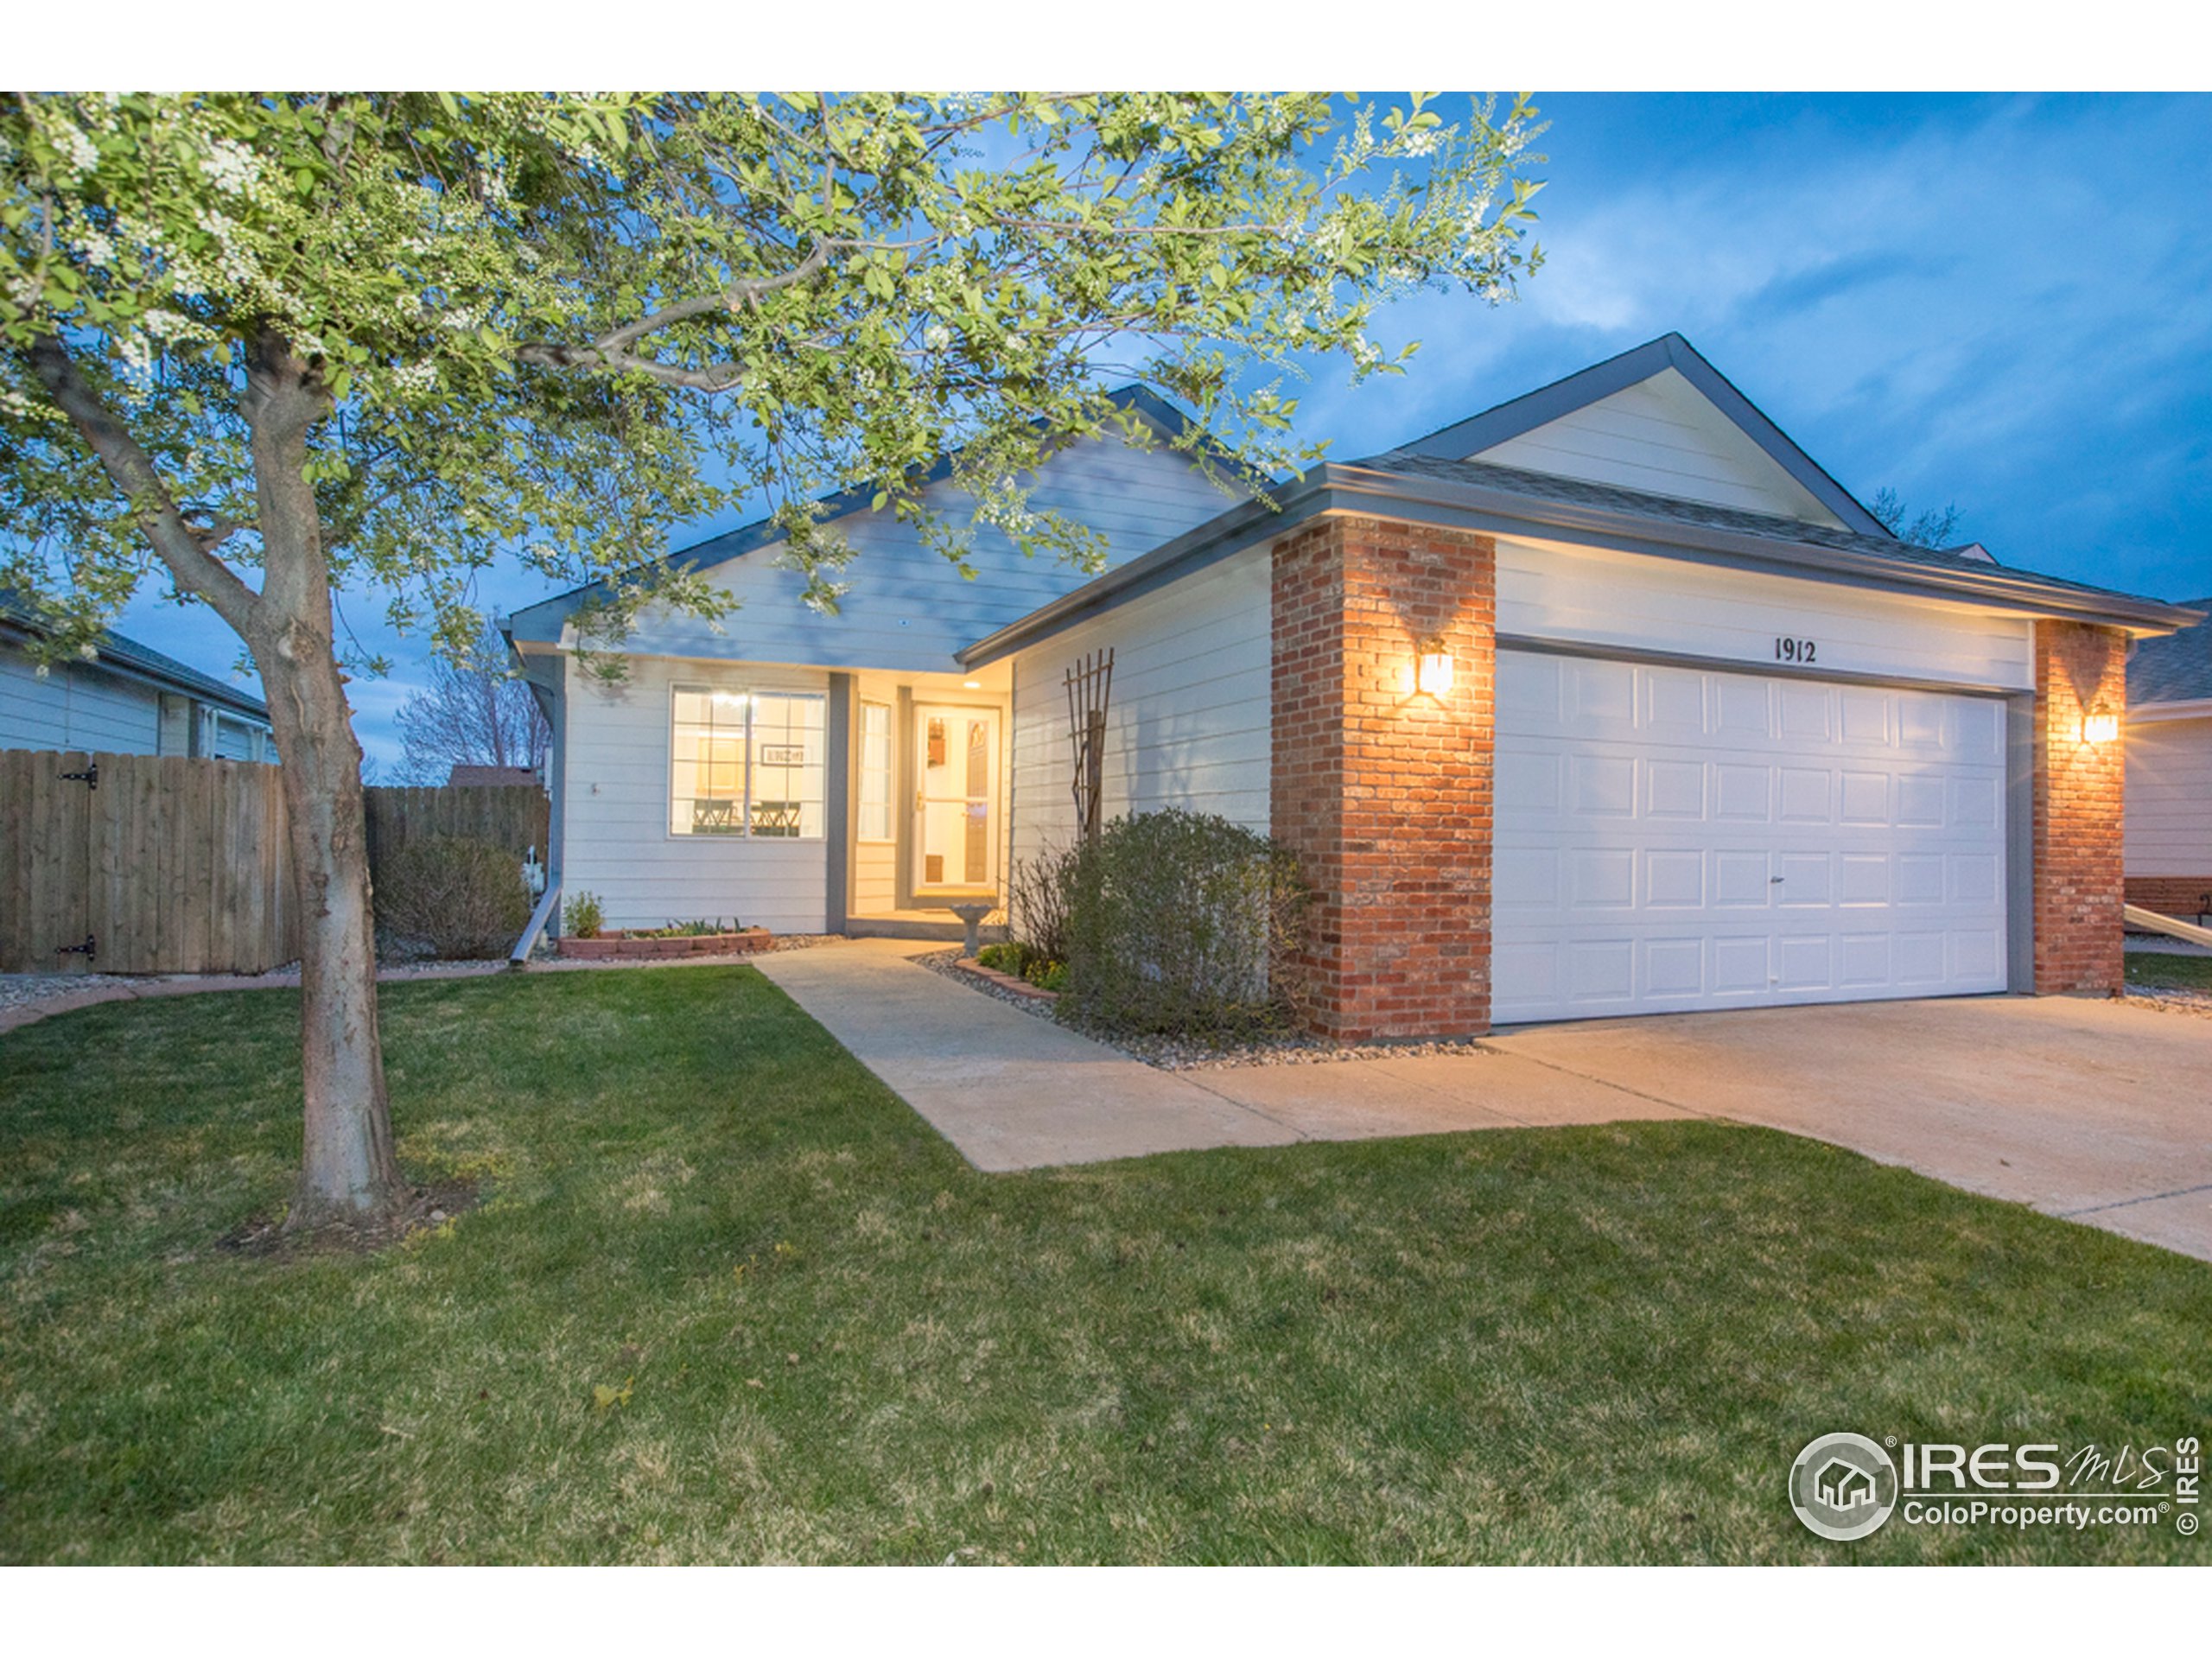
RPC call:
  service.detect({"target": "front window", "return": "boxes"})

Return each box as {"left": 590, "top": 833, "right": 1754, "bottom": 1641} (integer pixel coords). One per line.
{"left": 670, "top": 687, "right": 825, "bottom": 838}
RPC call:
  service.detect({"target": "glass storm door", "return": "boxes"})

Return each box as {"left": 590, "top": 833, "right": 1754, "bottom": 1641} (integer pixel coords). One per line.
{"left": 914, "top": 705, "right": 999, "bottom": 893}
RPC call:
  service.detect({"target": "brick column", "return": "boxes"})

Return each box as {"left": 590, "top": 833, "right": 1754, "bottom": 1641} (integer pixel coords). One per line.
{"left": 1270, "top": 513, "right": 1495, "bottom": 1040}
{"left": 2031, "top": 620, "right": 2127, "bottom": 995}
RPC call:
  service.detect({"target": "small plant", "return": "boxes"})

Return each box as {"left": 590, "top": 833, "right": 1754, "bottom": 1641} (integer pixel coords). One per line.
{"left": 1007, "top": 842, "right": 1080, "bottom": 968}
{"left": 636, "top": 918, "right": 737, "bottom": 938}
{"left": 1026, "top": 959, "right": 1070, "bottom": 994}
{"left": 976, "top": 942, "right": 1026, "bottom": 974}
{"left": 378, "top": 837, "right": 535, "bottom": 961}
{"left": 563, "top": 891, "right": 604, "bottom": 940}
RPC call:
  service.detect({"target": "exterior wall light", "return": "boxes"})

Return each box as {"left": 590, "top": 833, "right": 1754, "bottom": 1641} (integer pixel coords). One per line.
{"left": 2080, "top": 701, "right": 2119, "bottom": 744}
{"left": 1415, "top": 637, "right": 1454, "bottom": 701}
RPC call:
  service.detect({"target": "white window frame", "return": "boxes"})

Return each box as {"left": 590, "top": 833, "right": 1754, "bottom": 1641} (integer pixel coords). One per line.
{"left": 667, "top": 683, "right": 827, "bottom": 842}
{"left": 856, "top": 700, "right": 894, "bottom": 843}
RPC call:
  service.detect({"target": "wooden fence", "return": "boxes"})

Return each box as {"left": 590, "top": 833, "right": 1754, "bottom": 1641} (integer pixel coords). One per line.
{"left": 0, "top": 748, "right": 295, "bottom": 975}
{"left": 364, "top": 783, "right": 550, "bottom": 877}
{"left": 0, "top": 749, "right": 550, "bottom": 976}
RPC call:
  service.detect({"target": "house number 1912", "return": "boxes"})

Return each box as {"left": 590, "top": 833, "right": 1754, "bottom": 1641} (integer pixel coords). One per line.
{"left": 1775, "top": 636, "right": 1817, "bottom": 664}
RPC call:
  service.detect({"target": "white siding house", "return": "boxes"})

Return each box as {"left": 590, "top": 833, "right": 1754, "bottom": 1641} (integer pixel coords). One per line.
{"left": 0, "top": 604, "right": 272, "bottom": 761}
{"left": 2123, "top": 603, "right": 2212, "bottom": 915}
{"left": 520, "top": 336, "right": 2196, "bottom": 1036}
{"left": 509, "top": 402, "right": 1249, "bottom": 936}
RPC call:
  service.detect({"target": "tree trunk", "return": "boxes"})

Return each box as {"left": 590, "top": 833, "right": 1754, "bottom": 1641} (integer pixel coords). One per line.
{"left": 24, "top": 327, "right": 405, "bottom": 1227}
{"left": 244, "top": 336, "right": 406, "bottom": 1229}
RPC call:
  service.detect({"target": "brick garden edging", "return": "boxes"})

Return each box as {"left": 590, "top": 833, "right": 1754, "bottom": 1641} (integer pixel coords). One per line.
{"left": 954, "top": 957, "right": 1060, "bottom": 1001}
{"left": 557, "top": 927, "right": 774, "bottom": 961}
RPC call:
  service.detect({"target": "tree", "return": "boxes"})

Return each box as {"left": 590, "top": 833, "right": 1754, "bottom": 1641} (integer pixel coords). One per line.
{"left": 393, "top": 626, "right": 550, "bottom": 784}
{"left": 1871, "top": 486, "right": 1961, "bottom": 549}
{"left": 1, "top": 92, "right": 1545, "bottom": 1227}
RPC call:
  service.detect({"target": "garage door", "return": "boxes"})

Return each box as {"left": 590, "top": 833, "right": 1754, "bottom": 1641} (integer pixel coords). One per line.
{"left": 1493, "top": 649, "right": 2008, "bottom": 1023}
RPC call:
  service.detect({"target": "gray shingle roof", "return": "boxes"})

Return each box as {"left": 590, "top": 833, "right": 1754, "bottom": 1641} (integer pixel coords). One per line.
{"left": 2129, "top": 602, "right": 2212, "bottom": 704}
{"left": 1357, "top": 452, "right": 2177, "bottom": 611}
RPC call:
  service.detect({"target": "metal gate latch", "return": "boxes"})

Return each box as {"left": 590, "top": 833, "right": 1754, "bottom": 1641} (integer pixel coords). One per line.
{"left": 56, "top": 934, "right": 96, "bottom": 962}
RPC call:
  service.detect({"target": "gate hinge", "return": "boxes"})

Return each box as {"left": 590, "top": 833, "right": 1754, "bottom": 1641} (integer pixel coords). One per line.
{"left": 60, "top": 760, "right": 98, "bottom": 790}
{"left": 56, "top": 934, "right": 96, "bottom": 962}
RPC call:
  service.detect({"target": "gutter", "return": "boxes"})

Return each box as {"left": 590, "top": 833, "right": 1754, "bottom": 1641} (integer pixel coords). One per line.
{"left": 958, "top": 463, "right": 2203, "bottom": 668}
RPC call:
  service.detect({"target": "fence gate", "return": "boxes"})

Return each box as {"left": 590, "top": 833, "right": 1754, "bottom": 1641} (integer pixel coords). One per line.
{"left": 0, "top": 748, "right": 296, "bottom": 976}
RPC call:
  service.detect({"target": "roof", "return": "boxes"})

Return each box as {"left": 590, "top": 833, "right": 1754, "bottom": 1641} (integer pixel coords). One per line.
{"left": 960, "top": 454, "right": 2202, "bottom": 668}
{"left": 1362, "top": 451, "right": 2134, "bottom": 596}
{"left": 506, "top": 385, "right": 1218, "bottom": 645}
{"left": 1397, "top": 332, "right": 1894, "bottom": 537}
{"left": 0, "top": 590, "right": 270, "bottom": 721}
{"left": 448, "top": 765, "right": 543, "bottom": 788}
{"left": 2129, "top": 602, "right": 2212, "bottom": 705}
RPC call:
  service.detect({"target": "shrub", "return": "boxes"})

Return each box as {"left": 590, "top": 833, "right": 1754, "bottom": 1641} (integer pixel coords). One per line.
{"left": 976, "top": 942, "right": 1025, "bottom": 974}
{"left": 379, "top": 836, "right": 534, "bottom": 960}
{"left": 1063, "top": 809, "right": 1308, "bottom": 1037}
{"left": 1007, "top": 842, "right": 1080, "bottom": 966}
{"left": 636, "top": 918, "right": 738, "bottom": 938}
{"left": 563, "top": 891, "right": 604, "bottom": 940}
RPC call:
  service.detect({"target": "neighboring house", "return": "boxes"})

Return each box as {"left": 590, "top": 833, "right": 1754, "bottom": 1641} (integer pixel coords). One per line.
{"left": 2123, "top": 603, "right": 2212, "bottom": 922}
{"left": 509, "top": 334, "right": 2200, "bottom": 1039}
{"left": 0, "top": 593, "right": 273, "bottom": 762}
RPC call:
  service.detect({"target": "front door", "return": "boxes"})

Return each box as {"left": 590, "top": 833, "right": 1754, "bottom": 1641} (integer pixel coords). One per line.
{"left": 913, "top": 704, "right": 1000, "bottom": 893}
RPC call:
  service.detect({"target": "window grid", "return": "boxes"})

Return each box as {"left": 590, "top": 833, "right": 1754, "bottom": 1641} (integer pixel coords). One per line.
{"left": 670, "top": 686, "right": 826, "bottom": 839}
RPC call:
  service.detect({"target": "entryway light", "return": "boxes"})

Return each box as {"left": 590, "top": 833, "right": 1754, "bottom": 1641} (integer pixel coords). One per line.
{"left": 1415, "top": 636, "right": 1454, "bottom": 700}
{"left": 963, "top": 679, "right": 982, "bottom": 690}
{"left": 2081, "top": 701, "right": 2119, "bottom": 744}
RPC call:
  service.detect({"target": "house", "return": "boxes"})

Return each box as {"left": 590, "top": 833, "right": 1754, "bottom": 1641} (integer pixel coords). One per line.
{"left": 507, "top": 334, "right": 2201, "bottom": 1039}
{"left": 2123, "top": 605, "right": 2212, "bottom": 924}
{"left": 0, "top": 592, "right": 273, "bottom": 761}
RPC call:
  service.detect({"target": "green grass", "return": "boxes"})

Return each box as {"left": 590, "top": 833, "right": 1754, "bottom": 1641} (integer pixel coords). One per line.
{"left": 2127, "top": 950, "right": 2212, "bottom": 992}
{"left": 3, "top": 967, "right": 2207, "bottom": 1564}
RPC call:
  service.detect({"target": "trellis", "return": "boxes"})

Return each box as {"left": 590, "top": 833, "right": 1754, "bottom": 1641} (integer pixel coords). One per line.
{"left": 1064, "top": 647, "right": 1114, "bottom": 843}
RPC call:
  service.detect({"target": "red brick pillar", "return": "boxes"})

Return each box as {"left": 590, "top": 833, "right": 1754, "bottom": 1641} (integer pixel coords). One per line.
{"left": 2032, "top": 620, "right": 2127, "bottom": 995}
{"left": 1270, "top": 513, "right": 1495, "bottom": 1040}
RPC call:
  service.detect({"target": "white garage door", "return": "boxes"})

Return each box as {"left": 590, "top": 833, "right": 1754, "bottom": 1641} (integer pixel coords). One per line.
{"left": 1493, "top": 649, "right": 2008, "bottom": 1023}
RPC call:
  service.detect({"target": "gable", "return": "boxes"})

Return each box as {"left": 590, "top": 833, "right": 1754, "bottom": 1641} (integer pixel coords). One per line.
{"left": 571, "top": 430, "right": 1247, "bottom": 675}
{"left": 1467, "top": 365, "right": 1848, "bottom": 528}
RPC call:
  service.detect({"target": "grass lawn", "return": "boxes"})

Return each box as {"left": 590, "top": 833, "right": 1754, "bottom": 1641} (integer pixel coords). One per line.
{"left": 3, "top": 966, "right": 2207, "bottom": 1565}
{"left": 2126, "top": 949, "right": 2212, "bottom": 992}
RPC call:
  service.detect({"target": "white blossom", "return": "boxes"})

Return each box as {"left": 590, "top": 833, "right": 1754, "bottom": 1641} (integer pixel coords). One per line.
{"left": 196, "top": 136, "right": 262, "bottom": 196}
{"left": 923, "top": 322, "right": 952, "bottom": 350}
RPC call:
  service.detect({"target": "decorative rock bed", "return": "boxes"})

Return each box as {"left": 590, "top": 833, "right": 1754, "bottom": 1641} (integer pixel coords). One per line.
{"left": 556, "top": 926, "right": 773, "bottom": 960}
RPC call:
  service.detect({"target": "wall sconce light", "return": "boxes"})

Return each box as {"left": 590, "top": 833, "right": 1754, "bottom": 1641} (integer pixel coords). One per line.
{"left": 1415, "top": 635, "right": 1454, "bottom": 701}
{"left": 2080, "top": 701, "right": 2119, "bottom": 744}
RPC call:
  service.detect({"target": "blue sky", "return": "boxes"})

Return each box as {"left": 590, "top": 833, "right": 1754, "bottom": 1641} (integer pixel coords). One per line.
{"left": 109, "top": 92, "right": 2212, "bottom": 772}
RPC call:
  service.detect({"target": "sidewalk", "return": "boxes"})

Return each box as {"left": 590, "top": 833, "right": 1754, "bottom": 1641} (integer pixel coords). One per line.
{"left": 754, "top": 938, "right": 1687, "bottom": 1171}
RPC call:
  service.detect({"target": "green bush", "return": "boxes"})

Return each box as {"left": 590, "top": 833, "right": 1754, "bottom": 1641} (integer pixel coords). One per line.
{"left": 563, "top": 891, "right": 604, "bottom": 939}
{"left": 1063, "top": 809, "right": 1309, "bottom": 1037}
{"left": 379, "top": 836, "right": 534, "bottom": 960}
{"left": 976, "top": 942, "right": 1025, "bottom": 973}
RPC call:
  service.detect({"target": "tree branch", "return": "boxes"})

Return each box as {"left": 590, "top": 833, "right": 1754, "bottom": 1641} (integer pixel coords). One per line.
{"left": 21, "top": 333, "right": 264, "bottom": 634}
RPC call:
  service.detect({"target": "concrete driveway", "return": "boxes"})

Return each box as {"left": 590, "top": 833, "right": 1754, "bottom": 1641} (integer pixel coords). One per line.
{"left": 1479, "top": 996, "right": 2212, "bottom": 1262}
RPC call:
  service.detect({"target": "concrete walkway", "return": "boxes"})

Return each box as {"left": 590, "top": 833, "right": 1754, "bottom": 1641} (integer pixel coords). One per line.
{"left": 762, "top": 944, "right": 2212, "bottom": 1262}
{"left": 753, "top": 938, "right": 1690, "bottom": 1172}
